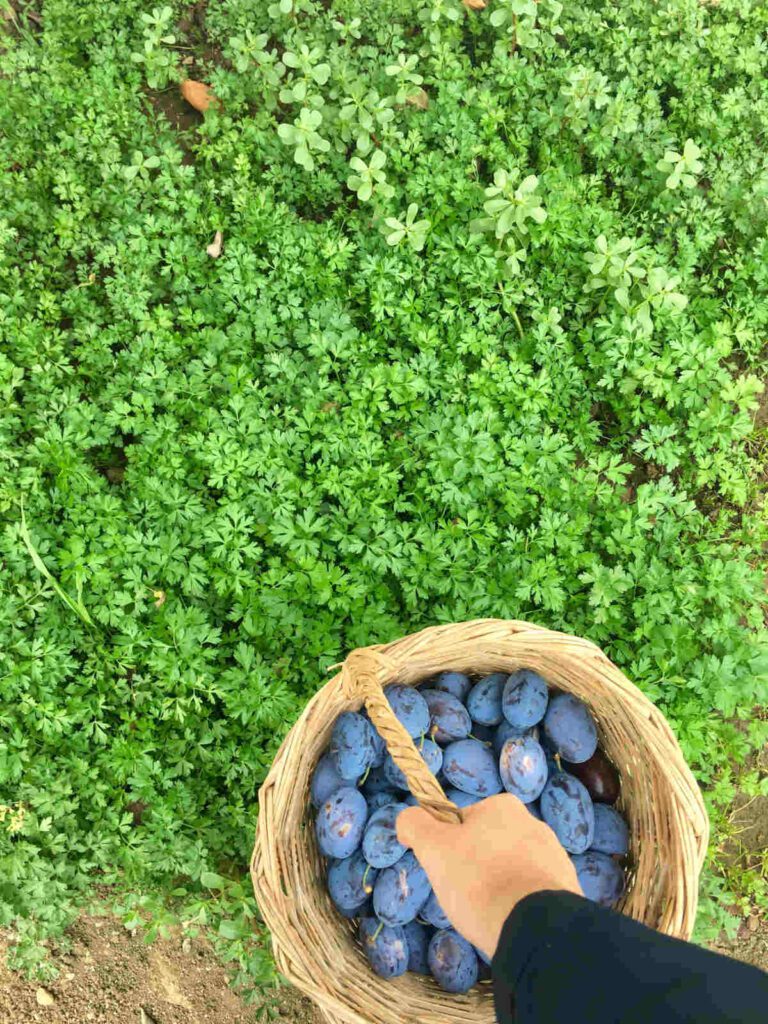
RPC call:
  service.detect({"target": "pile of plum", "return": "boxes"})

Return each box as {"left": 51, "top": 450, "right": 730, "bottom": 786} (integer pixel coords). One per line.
{"left": 311, "top": 670, "right": 629, "bottom": 991}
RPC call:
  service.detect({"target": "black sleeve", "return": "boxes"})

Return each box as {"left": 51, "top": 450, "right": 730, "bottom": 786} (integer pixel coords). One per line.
{"left": 491, "top": 890, "right": 768, "bottom": 1024}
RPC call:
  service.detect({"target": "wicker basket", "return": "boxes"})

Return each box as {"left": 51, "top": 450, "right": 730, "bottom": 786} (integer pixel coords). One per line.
{"left": 251, "top": 619, "right": 709, "bottom": 1024}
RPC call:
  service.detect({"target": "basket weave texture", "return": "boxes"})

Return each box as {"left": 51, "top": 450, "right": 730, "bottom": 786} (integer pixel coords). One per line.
{"left": 251, "top": 619, "right": 709, "bottom": 1024}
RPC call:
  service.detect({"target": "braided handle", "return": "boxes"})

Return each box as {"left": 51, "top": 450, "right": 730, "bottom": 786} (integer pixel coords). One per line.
{"left": 342, "top": 647, "right": 462, "bottom": 825}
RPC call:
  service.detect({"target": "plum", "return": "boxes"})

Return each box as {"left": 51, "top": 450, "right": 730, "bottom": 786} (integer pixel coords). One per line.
{"left": 540, "top": 772, "right": 594, "bottom": 854}
{"left": 359, "top": 918, "right": 409, "bottom": 978}
{"left": 502, "top": 669, "right": 549, "bottom": 728}
{"left": 328, "top": 852, "right": 378, "bottom": 915}
{"left": 383, "top": 738, "right": 442, "bottom": 790}
{"left": 429, "top": 671, "right": 471, "bottom": 703}
{"left": 369, "top": 727, "right": 386, "bottom": 769}
{"left": 363, "top": 802, "right": 409, "bottom": 868}
{"left": 527, "top": 800, "right": 543, "bottom": 820}
{"left": 420, "top": 890, "right": 451, "bottom": 929}
{"left": 543, "top": 694, "right": 597, "bottom": 764}
{"left": 493, "top": 719, "right": 530, "bottom": 757}
{"left": 403, "top": 920, "right": 431, "bottom": 975}
{"left": 499, "top": 735, "right": 548, "bottom": 804}
{"left": 444, "top": 787, "right": 482, "bottom": 809}
{"left": 591, "top": 804, "right": 629, "bottom": 856}
{"left": 315, "top": 787, "right": 368, "bottom": 859}
{"left": 469, "top": 722, "right": 495, "bottom": 745}
{"left": 384, "top": 684, "right": 430, "bottom": 738}
{"left": 373, "top": 851, "right": 431, "bottom": 926}
{"left": 428, "top": 929, "right": 478, "bottom": 993}
{"left": 310, "top": 753, "right": 349, "bottom": 808}
{"left": 421, "top": 689, "right": 472, "bottom": 745}
{"left": 466, "top": 673, "right": 506, "bottom": 726}
{"left": 572, "top": 850, "right": 625, "bottom": 906}
{"left": 563, "top": 748, "right": 620, "bottom": 805}
{"left": 338, "top": 896, "right": 371, "bottom": 919}
{"left": 442, "top": 739, "right": 502, "bottom": 797}
{"left": 366, "top": 790, "right": 402, "bottom": 813}
{"left": 362, "top": 764, "right": 397, "bottom": 796}
{"left": 330, "top": 712, "right": 377, "bottom": 780}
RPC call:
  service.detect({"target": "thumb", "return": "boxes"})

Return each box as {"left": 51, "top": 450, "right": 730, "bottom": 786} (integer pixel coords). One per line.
{"left": 396, "top": 805, "right": 454, "bottom": 852}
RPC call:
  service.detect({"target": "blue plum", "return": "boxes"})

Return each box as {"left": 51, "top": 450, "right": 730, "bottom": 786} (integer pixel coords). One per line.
{"left": 384, "top": 684, "right": 430, "bottom": 738}
{"left": 338, "top": 896, "right": 371, "bottom": 919}
{"left": 527, "top": 800, "right": 543, "bottom": 821}
{"left": 315, "top": 787, "right": 368, "bottom": 859}
{"left": 403, "top": 920, "right": 431, "bottom": 975}
{"left": 444, "top": 787, "right": 482, "bottom": 809}
{"left": 429, "top": 671, "right": 471, "bottom": 703}
{"left": 310, "top": 753, "right": 349, "bottom": 808}
{"left": 328, "top": 852, "right": 378, "bottom": 915}
{"left": 442, "top": 739, "right": 502, "bottom": 797}
{"left": 572, "top": 851, "right": 625, "bottom": 906}
{"left": 362, "top": 764, "right": 397, "bottom": 796}
{"left": 502, "top": 670, "right": 549, "bottom": 728}
{"left": 420, "top": 890, "right": 451, "bottom": 929}
{"left": 591, "top": 804, "right": 629, "bottom": 856}
{"left": 428, "top": 929, "right": 478, "bottom": 993}
{"left": 466, "top": 673, "right": 506, "bottom": 726}
{"left": 361, "top": 710, "right": 386, "bottom": 768}
{"left": 499, "top": 735, "right": 548, "bottom": 804}
{"left": 330, "top": 712, "right": 377, "bottom": 780}
{"left": 469, "top": 722, "right": 495, "bottom": 745}
{"left": 373, "top": 851, "right": 431, "bottom": 926}
{"left": 366, "top": 790, "right": 401, "bottom": 813}
{"left": 359, "top": 918, "right": 409, "bottom": 978}
{"left": 369, "top": 726, "right": 386, "bottom": 769}
{"left": 540, "top": 772, "right": 594, "bottom": 854}
{"left": 543, "top": 694, "right": 598, "bottom": 764}
{"left": 421, "top": 689, "right": 472, "bottom": 745}
{"left": 492, "top": 719, "right": 529, "bottom": 757}
{"left": 383, "top": 738, "right": 442, "bottom": 790}
{"left": 363, "top": 802, "right": 409, "bottom": 868}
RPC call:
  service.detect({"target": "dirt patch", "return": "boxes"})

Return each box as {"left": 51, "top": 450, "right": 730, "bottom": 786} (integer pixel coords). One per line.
{"left": 145, "top": 87, "right": 203, "bottom": 134}
{"left": 711, "top": 740, "right": 768, "bottom": 974}
{"left": 712, "top": 917, "right": 768, "bottom": 974}
{"left": 0, "top": 913, "right": 321, "bottom": 1024}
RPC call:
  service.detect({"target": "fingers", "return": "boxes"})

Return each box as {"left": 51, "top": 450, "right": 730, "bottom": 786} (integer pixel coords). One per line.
{"left": 396, "top": 805, "right": 455, "bottom": 850}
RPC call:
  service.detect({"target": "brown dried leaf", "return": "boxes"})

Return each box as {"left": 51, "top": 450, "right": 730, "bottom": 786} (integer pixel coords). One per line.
{"left": 36, "top": 988, "right": 55, "bottom": 1007}
{"left": 180, "top": 79, "right": 217, "bottom": 112}
{"left": 206, "top": 230, "right": 223, "bottom": 258}
{"left": 153, "top": 589, "right": 167, "bottom": 608}
{"left": 406, "top": 88, "right": 429, "bottom": 110}
{"left": 463, "top": 0, "right": 487, "bottom": 8}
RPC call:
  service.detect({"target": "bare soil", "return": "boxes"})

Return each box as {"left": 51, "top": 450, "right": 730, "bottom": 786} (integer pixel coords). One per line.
{"left": 711, "top": 741, "right": 768, "bottom": 974}
{"left": 0, "top": 916, "right": 321, "bottom": 1024}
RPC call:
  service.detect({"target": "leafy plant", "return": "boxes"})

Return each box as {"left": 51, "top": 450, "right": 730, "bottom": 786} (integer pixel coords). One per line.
{"left": 382, "top": 204, "right": 431, "bottom": 251}
{"left": 278, "top": 108, "right": 331, "bottom": 170}
{"left": 657, "top": 139, "right": 704, "bottom": 190}
{"left": 346, "top": 150, "right": 392, "bottom": 202}
{"left": 1, "top": 0, "right": 767, "bottom": 998}
{"left": 130, "top": 6, "right": 178, "bottom": 89}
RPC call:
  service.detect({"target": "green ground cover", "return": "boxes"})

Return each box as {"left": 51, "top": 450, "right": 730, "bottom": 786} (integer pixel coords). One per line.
{"left": 1, "top": 0, "right": 767, "bottom": 996}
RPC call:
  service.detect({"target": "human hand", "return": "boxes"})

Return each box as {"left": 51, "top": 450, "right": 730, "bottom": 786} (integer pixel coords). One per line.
{"left": 396, "top": 794, "right": 581, "bottom": 960}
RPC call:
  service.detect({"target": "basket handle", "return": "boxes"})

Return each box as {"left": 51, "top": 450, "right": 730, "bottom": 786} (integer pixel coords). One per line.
{"left": 342, "top": 647, "right": 463, "bottom": 825}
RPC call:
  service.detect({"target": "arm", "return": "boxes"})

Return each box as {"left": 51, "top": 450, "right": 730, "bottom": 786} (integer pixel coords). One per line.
{"left": 397, "top": 795, "right": 768, "bottom": 1024}
{"left": 494, "top": 889, "right": 768, "bottom": 1024}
